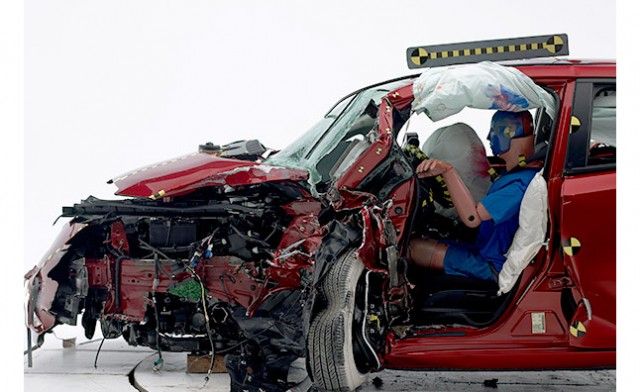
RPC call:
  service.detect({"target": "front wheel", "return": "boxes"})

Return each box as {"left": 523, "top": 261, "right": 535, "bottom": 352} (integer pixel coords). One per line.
{"left": 307, "top": 250, "right": 368, "bottom": 391}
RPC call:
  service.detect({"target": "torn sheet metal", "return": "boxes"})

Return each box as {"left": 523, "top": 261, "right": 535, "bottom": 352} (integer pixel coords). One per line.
{"left": 412, "top": 61, "right": 556, "bottom": 121}
{"left": 25, "top": 222, "right": 88, "bottom": 333}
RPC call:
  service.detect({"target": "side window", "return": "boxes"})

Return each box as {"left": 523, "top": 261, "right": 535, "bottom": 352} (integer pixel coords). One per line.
{"left": 565, "top": 80, "right": 616, "bottom": 172}
{"left": 588, "top": 85, "right": 616, "bottom": 166}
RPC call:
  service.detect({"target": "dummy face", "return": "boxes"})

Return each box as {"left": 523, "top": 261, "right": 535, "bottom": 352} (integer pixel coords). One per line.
{"left": 487, "top": 111, "right": 529, "bottom": 156}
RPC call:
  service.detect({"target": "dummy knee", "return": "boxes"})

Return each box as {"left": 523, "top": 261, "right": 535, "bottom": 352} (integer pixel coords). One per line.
{"left": 408, "top": 239, "right": 447, "bottom": 270}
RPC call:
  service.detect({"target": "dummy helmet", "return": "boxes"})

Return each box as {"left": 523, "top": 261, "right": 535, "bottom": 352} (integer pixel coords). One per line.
{"left": 487, "top": 111, "right": 534, "bottom": 156}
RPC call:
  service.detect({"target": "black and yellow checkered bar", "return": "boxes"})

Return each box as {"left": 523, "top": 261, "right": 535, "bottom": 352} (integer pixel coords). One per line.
{"left": 407, "top": 34, "right": 569, "bottom": 69}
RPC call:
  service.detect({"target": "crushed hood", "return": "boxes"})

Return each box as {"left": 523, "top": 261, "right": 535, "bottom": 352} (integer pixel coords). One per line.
{"left": 110, "top": 152, "right": 308, "bottom": 198}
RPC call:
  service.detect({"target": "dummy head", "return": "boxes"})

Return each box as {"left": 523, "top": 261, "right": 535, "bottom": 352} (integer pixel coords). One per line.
{"left": 487, "top": 111, "right": 535, "bottom": 170}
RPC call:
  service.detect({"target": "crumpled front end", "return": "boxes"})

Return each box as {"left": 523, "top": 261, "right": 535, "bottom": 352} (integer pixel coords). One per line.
{"left": 109, "top": 149, "right": 308, "bottom": 199}
{"left": 24, "top": 222, "right": 87, "bottom": 334}
{"left": 24, "top": 164, "right": 325, "bottom": 390}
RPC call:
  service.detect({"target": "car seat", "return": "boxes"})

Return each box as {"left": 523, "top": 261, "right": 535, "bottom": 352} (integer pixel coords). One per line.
{"left": 414, "top": 170, "right": 548, "bottom": 327}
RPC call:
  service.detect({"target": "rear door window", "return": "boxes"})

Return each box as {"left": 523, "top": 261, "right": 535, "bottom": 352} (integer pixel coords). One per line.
{"left": 588, "top": 85, "right": 616, "bottom": 166}
{"left": 564, "top": 80, "right": 616, "bottom": 173}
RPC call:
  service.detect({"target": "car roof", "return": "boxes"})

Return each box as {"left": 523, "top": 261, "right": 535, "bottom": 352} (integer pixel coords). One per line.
{"left": 402, "top": 58, "right": 616, "bottom": 82}
{"left": 498, "top": 57, "right": 615, "bottom": 66}
{"left": 509, "top": 58, "right": 616, "bottom": 79}
{"left": 331, "top": 58, "right": 615, "bottom": 114}
{"left": 396, "top": 57, "right": 615, "bottom": 83}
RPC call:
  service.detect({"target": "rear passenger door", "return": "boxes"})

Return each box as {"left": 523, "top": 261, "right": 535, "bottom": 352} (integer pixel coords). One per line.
{"left": 560, "top": 79, "right": 616, "bottom": 349}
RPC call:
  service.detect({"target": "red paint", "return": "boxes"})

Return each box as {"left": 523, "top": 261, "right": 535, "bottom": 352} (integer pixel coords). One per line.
{"left": 342, "top": 62, "right": 616, "bottom": 370}
{"left": 112, "top": 152, "right": 308, "bottom": 198}
{"left": 356, "top": 206, "right": 388, "bottom": 273}
{"left": 82, "top": 201, "right": 323, "bottom": 320}
{"left": 384, "top": 347, "right": 614, "bottom": 370}
{"left": 27, "top": 60, "right": 616, "bottom": 371}
{"left": 561, "top": 171, "right": 616, "bottom": 349}
{"left": 336, "top": 84, "right": 414, "bottom": 190}
{"left": 86, "top": 257, "right": 110, "bottom": 287}
{"left": 110, "top": 220, "right": 130, "bottom": 253}
{"left": 385, "top": 178, "right": 416, "bottom": 243}
{"left": 200, "top": 257, "right": 266, "bottom": 311}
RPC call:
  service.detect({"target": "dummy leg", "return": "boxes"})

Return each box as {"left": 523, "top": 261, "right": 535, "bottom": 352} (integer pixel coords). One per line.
{"left": 408, "top": 238, "right": 448, "bottom": 270}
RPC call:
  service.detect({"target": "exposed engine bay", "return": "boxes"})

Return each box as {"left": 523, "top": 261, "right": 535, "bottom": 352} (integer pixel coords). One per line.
{"left": 25, "top": 58, "right": 561, "bottom": 391}
{"left": 24, "top": 140, "right": 327, "bottom": 389}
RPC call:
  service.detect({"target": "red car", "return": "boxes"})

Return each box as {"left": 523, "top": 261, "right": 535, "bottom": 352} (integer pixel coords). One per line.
{"left": 24, "top": 35, "right": 615, "bottom": 391}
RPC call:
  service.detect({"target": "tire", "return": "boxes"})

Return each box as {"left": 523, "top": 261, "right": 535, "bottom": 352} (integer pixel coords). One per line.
{"left": 308, "top": 250, "right": 367, "bottom": 392}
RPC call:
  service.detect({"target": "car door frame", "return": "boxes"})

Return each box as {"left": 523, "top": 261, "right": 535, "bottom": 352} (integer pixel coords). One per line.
{"left": 555, "top": 77, "right": 616, "bottom": 349}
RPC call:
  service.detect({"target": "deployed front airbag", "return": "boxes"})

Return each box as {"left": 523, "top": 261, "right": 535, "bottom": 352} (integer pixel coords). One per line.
{"left": 422, "top": 122, "right": 491, "bottom": 218}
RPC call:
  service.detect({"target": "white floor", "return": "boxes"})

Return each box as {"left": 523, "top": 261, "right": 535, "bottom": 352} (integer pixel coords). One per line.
{"left": 24, "top": 326, "right": 616, "bottom": 391}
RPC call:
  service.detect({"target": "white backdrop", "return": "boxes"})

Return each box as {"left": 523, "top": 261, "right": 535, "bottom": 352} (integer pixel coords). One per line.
{"left": 24, "top": 0, "right": 615, "bottom": 267}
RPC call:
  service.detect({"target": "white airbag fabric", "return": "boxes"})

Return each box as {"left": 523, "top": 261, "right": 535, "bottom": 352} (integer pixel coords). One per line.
{"left": 498, "top": 170, "right": 548, "bottom": 295}
{"left": 422, "top": 123, "right": 491, "bottom": 218}
{"left": 412, "top": 61, "right": 556, "bottom": 122}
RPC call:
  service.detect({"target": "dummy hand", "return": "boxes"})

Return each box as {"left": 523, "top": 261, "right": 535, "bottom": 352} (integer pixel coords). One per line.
{"left": 416, "top": 159, "right": 453, "bottom": 178}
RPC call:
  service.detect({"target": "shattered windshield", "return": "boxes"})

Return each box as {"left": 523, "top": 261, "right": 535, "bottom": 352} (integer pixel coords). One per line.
{"left": 267, "top": 78, "right": 413, "bottom": 189}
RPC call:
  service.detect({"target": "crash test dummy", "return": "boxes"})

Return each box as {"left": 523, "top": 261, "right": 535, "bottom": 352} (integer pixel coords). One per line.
{"left": 409, "top": 111, "right": 538, "bottom": 281}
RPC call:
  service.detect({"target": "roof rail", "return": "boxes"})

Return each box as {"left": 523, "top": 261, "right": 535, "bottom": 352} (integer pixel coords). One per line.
{"left": 406, "top": 34, "right": 569, "bottom": 69}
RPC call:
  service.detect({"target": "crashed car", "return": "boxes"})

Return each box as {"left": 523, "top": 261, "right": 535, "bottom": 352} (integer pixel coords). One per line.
{"left": 25, "top": 34, "right": 615, "bottom": 391}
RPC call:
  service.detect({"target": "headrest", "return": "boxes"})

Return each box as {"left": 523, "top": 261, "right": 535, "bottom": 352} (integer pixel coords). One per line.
{"left": 593, "top": 94, "right": 616, "bottom": 108}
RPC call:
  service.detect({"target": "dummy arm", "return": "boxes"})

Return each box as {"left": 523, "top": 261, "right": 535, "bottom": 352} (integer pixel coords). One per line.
{"left": 416, "top": 159, "right": 491, "bottom": 228}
